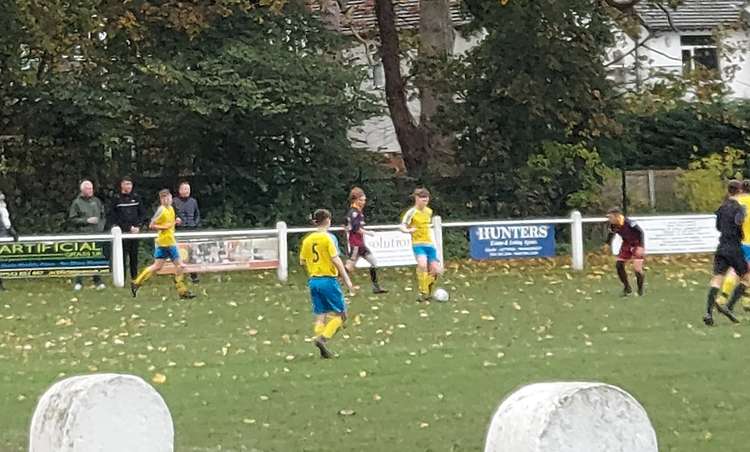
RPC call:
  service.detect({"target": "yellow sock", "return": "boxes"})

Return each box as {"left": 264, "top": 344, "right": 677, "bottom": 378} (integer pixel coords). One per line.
{"left": 133, "top": 267, "right": 153, "bottom": 286}
{"left": 417, "top": 270, "right": 430, "bottom": 295}
{"left": 720, "top": 274, "right": 738, "bottom": 305}
{"left": 428, "top": 273, "right": 437, "bottom": 292}
{"left": 322, "top": 316, "right": 343, "bottom": 339}
{"left": 174, "top": 274, "right": 189, "bottom": 296}
{"left": 314, "top": 323, "right": 325, "bottom": 336}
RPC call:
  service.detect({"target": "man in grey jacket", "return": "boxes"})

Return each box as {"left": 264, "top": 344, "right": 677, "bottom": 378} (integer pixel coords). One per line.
{"left": 173, "top": 181, "right": 201, "bottom": 283}
{"left": 68, "top": 180, "right": 106, "bottom": 291}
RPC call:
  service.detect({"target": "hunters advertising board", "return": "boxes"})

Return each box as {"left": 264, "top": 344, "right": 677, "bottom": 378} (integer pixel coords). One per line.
{"left": 0, "top": 241, "right": 110, "bottom": 278}
{"left": 612, "top": 216, "right": 719, "bottom": 255}
{"left": 470, "top": 224, "right": 556, "bottom": 260}
{"left": 157, "top": 237, "right": 279, "bottom": 275}
{"left": 355, "top": 230, "right": 418, "bottom": 268}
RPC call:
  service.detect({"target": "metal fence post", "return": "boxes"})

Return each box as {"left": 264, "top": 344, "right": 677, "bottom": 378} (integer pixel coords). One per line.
{"left": 570, "top": 210, "right": 584, "bottom": 271}
{"left": 111, "top": 227, "right": 125, "bottom": 288}
{"left": 434, "top": 215, "right": 444, "bottom": 262}
{"left": 276, "top": 221, "right": 288, "bottom": 282}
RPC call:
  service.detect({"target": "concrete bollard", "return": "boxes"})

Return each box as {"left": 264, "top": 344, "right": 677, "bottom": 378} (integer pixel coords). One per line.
{"left": 484, "top": 382, "right": 658, "bottom": 452}
{"left": 30, "top": 374, "right": 174, "bottom": 452}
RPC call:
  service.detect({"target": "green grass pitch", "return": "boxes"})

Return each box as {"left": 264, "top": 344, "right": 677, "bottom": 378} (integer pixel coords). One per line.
{"left": 2, "top": 255, "right": 749, "bottom": 451}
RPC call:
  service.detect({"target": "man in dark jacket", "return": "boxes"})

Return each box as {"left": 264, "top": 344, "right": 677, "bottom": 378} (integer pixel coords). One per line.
{"left": 0, "top": 191, "right": 20, "bottom": 291}
{"left": 173, "top": 181, "right": 201, "bottom": 283}
{"left": 109, "top": 177, "right": 148, "bottom": 280}
{"left": 69, "top": 180, "right": 106, "bottom": 291}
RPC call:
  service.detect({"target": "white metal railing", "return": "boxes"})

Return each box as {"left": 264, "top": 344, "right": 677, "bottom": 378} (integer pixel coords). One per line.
{"left": 0, "top": 211, "right": 714, "bottom": 287}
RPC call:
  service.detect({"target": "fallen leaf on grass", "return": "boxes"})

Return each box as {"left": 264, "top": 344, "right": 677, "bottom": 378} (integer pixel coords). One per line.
{"left": 152, "top": 373, "right": 167, "bottom": 384}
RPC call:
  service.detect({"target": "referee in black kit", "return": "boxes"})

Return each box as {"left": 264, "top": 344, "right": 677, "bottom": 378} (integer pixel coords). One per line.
{"left": 704, "top": 180, "right": 748, "bottom": 326}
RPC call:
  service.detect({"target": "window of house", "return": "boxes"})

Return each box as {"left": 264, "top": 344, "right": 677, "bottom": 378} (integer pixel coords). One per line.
{"left": 680, "top": 35, "right": 719, "bottom": 76}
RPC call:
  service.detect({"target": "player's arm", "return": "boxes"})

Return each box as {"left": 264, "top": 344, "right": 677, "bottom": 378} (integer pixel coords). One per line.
{"left": 332, "top": 255, "right": 354, "bottom": 292}
{"left": 631, "top": 222, "right": 644, "bottom": 243}
{"left": 299, "top": 241, "right": 309, "bottom": 266}
{"left": 399, "top": 208, "right": 417, "bottom": 234}
{"left": 327, "top": 236, "right": 354, "bottom": 293}
{"left": 736, "top": 205, "right": 746, "bottom": 226}
{"left": 149, "top": 207, "right": 174, "bottom": 230}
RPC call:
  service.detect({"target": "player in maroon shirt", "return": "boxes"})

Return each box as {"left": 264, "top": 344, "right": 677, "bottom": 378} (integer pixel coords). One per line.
{"left": 344, "top": 187, "right": 387, "bottom": 294}
{"left": 606, "top": 208, "right": 645, "bottom": 297}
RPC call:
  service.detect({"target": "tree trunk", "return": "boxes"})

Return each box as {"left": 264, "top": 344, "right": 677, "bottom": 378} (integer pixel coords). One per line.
{"left": 418, "top": 0, "right": 455, "bottom": 175}
{"left": 374, "top": 0, "right": 429, "bottom": 177}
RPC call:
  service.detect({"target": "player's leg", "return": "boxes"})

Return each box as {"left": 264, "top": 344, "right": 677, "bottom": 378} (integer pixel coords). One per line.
{"left": 171, "top": 247, "right": 195, "bottom": 299}
{"left": 723, "top": 254, "right": 748, "bottom": 317}
{"left": 426, "top": 246, "right": 443, "bottom": 296}
{"left": 414, "top": 249, "right": 430, "bottom": 301}
{"left": 705, "top": 255, "right": 730, "bottom": 325}
{"left": 314, "top": 278, "right": 347, "bottom": 358}
{"left": 730, "top": 244, "right": 750, "bottom": 311}
{"left": 362, "top": 249, "right": 387, "bottom": 294}
{"left": 131, "top": 258, "right": 165, "bottom": 297}
{"left": 632, "top": 246, "right": 645, "bottom": 296}
{"left": 309, "top": 278, "right": 327, "bottom": 337}
{"left": 615, "top": 244, "right": 633, "bottom": 296}
{"left": 719, "top": 269, "right": 738, "bottom": 305}
{"left": 345, "top": 246, "right": 359, "bottom": 274}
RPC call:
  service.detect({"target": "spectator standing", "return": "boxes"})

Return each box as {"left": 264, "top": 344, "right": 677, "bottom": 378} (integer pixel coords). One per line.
{"left": 0, "top": 191, "right": 20, "bottom": 291}
{"left": 173, "top": 181, "right": 201, "bottom": 283}
{"left": 110, "top": 177, "right": 147, "bottom": 280}
{"left": 68, "top": 180, "right": 106, "bottom": 291}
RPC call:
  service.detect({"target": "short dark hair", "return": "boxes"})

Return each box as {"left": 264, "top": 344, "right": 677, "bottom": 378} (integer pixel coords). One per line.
{"left": 158, "top": 189, "right": 171, "bottom": 197}
{"left": 312, "top": 209, "right": 331, "bottom": 226}
{"left": 728, "top": 179, "right": 743, "bottom": 195}
{"left": 120, "top": 176, "right": 133, "bottom": 184}
{"left": 607, "top": 207, "right": 622, "bottom": 215}
{"left": 742, "top": 179, "right": 750, "bottom": 193}
{"left": 178, "top": 180, "right": 190, "bottom": 188}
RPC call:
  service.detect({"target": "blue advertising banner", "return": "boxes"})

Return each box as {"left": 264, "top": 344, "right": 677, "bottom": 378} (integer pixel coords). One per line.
{"left": 0, "top": 241, "right": 110, "bottom": 278}
{"left": 469, "top": 224, "right": 556, "bottom": 260}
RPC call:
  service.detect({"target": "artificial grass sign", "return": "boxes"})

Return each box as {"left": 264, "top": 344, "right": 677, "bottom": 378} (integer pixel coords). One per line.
{"left": 0, "top": 240, "right": 110, "bottom": 278}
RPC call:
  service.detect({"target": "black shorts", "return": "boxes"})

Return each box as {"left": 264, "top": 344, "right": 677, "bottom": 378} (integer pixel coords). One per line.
{"left": 348, "top": 245, "right": 372, "bottom": 260}
{"left": 713, "top": 248, "right": 748, "bottom": 276}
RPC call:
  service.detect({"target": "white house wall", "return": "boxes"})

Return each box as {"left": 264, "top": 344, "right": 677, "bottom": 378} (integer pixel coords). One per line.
{"left": 724, "top": 29, "right": 750, "bottom": 98}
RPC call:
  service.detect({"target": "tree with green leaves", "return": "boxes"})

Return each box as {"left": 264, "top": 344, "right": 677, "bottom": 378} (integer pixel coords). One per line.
{"left": 442, "top": 0, "right": 619, "bottom": 217}
{"left": 1, "top": 1, "right": 379, "bottom": 231}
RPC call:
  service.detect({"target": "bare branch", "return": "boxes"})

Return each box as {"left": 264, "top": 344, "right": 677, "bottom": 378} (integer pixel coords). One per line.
{"left": 656, "top": 3, "right": 680, "bottom": 32}
{"left": 605, "top": 33, "right": 653, "bottom": 67}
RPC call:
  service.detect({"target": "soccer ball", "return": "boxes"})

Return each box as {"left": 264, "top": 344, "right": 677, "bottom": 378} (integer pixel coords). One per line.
{"left": 433, "top": 288, "right": 449, "bottom": 302}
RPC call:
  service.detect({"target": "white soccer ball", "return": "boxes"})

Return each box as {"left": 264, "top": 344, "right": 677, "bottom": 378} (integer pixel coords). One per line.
{"left": 433, "top": 288, "right": 449, "bottom": 302}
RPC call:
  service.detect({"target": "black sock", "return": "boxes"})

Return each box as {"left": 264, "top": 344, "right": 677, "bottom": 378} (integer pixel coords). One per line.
{"left": 369, "top": 268, "right": 379, "bottom": 285}
{"left": 727, "top": 284, "right": 747, "bottom": 311}
{"left": 635, "top": 272, "right": 645, "bottom": 293}
{"left": 616, "top": 261, "right": 631, "bottom": 291}
{"left": 706, "top": 287, "right": 720, "bottom": 314}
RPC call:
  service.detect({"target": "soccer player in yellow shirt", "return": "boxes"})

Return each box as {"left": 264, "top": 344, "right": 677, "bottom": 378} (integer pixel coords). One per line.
{"left": 300, "top": 209, "right": 355, "bottom": 358}
{"left": 400, "top": 188, "right": 443, "bottom": 302}
{"left": 131, "top": 189, "right": 195, "bottom": 299}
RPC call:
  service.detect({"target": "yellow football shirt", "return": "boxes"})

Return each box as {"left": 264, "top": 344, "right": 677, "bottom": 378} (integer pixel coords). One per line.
{"left": 152, "top": 206, "right": 177, "bottom": 247}
{"left": 402, "top": 206, "right": 433, "bottom": 245}
{"left": 738, "top": 194, "right": 750, "bottom": 245}
{"left": 300, "top": 231, "right": 339, "bottom": 277}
